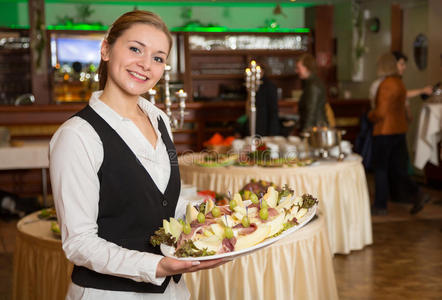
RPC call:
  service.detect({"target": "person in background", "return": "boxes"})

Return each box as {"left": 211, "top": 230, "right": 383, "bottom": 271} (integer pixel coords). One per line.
{"left": 295, "top": 53, "right": 328, "bottom": 132}
{"left": 235, "top": 63, "right": 280, "bottom": 138}
{"left": 50, "top": 10, "right": 223, "bottom": 300}
{"left": 368, "top": 53, "right": 429, "bottom": 216}
{"left": 392, "top": 51, "right": 433, "bottom": 121}
{"left": 255, "top": 63, "right": 280, "bottom": 136}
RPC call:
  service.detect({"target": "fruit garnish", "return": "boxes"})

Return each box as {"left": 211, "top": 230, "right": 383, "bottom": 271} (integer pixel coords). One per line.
{"left": 212, "top": 206, "right": 221, "bottom": 217}
{"left": 250, "top": 193, "right": 259, "bottom": 204}
{"left": 229, "top": 199, "right": 237, "bottom": 210}
{"left": 259, "top": 207, "right": 269, "bottom": 220}
{"left": 197, "top": 212, "right": 206, "bottom": 224}
{"left": 183, "top": 223, "right": 191, "bottom": 234}
{"left": 241, "top": 215, "right": 250, "bottom": 227}
{"left": 224, "top": 226, "right": 234, "bottom": 239}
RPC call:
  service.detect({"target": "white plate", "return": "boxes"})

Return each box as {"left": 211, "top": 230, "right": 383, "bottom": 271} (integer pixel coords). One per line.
{"left": 160, "top": 204, "right": 317, "bottom": 261}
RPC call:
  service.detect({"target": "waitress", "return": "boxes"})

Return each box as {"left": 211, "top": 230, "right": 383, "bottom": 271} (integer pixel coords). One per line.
{"left": 50, "top": 10, "right": 224, "bottom": 300}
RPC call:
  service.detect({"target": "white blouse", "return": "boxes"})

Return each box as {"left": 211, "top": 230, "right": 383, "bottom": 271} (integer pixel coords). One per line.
{"left": 50, "top": 91, "right": 189, "bottom": 300}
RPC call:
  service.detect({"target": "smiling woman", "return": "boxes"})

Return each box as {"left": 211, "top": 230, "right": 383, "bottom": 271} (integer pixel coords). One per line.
{"left": 49, "top": 10, "right": 224, "bottom": 300}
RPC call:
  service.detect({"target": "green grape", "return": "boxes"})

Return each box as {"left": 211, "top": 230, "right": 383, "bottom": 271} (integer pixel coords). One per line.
{"left": 243, "top": 190, "right": 251, "bottom": 200}
{"left": 183, "top": 223, "right": 191, "bottom": 234}
{"left": 212, "top": 206, "right": 221, "bottom": 217}
{"left": 241, "top": 215, "right": 250, "bottom": 227}
{"left": 197, "top": 212, "right": 205, "bottom": 224}
{"left": 224, "top": 226, "right": 234, "bottom": 239}
{"left": 261, "top": 199, "right": 268, "bottom": 209}
{"left": 250, "top": 193, "right": 259, "bottom": 204}
{"left": 229, "top": 199, "right": 237, "bottom": 210}
{"left": 259, "top": 207, "right": 269, "bottom": 220}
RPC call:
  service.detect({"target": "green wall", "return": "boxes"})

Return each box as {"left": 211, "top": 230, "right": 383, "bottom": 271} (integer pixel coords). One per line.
{"left": 0, "top": 1, "right": 306, "bottom": 30}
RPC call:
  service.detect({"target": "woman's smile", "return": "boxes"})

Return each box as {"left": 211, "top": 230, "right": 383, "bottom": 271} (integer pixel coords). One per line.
{"left": 128, "top": 70, "right": 148, "bottom": 82}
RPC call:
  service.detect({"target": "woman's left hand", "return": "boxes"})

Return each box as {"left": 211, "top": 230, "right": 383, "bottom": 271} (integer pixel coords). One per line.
{"left": 156, "top": 256, "right": 228, "bottom": 278}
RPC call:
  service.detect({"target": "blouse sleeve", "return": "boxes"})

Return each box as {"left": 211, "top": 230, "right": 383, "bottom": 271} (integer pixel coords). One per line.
{"left": 49, "top": 121, "right": 166, "bottom": 286}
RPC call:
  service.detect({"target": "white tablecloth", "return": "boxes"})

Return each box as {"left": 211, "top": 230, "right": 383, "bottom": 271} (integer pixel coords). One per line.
{"left": 179, "top": 154, "right": 372, "bottom": 254}
{"left": 0, "top": 141, "right": 50, "bottom": 205}
{"left": 0, "top": 141, "right": 49, "bottom": 170}
{"left": 414, "top": 103, "right": 442, "bottom": 169}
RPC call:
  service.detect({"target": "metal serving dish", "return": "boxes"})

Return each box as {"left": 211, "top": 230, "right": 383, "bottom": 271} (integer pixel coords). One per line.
{"left": 302, "top": 127, "right": 346, "bottom": 160}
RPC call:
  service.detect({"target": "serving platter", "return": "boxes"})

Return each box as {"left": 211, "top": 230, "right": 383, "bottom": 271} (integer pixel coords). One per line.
{"left": 160, "top": 203, "right": 317, "bottom": 261}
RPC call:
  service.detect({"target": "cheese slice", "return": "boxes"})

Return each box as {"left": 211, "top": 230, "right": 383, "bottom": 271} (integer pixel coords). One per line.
{"left": 266, "top": 213, "right": 285, "bottom": 236}
{"left": 263, "top": 186, "right": 278, "bottom": 208}
{"left": 235, "top": 223, "right": 271, "bottom": 251}
{"left": 194, "top": 235, "right": 222, "bottom": 253}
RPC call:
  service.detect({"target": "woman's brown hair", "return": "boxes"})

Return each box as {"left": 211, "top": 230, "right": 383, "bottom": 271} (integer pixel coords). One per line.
{"left": 98, "top": 10, "right": 172, "bottom": 90}
{"left": 376, "top": 53, "right": 398, "bottom": 77}
{"left": 298, "top": 53, "right": 317, "bottom": 74}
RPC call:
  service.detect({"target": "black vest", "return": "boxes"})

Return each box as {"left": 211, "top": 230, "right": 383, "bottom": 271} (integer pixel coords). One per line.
{"left": 71, "top": 105, "right": 181, "bottom": 293}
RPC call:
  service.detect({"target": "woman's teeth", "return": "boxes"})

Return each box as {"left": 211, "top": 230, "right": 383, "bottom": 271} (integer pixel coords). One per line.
{"left": 129, "top": 71, "right": 147, "bottom": 81}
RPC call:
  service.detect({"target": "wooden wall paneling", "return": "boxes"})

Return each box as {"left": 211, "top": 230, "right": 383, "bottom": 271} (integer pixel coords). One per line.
{"left": 391, "top": 3, "right": 403, "bottom": 53}
{"left": 183, "top": 32, "right": 193, "bottom": 101}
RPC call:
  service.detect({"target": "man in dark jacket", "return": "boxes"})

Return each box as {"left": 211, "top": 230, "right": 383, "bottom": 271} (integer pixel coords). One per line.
{"left": 296, "top": 54, "right": 328, "bottom": 132}
{"left": 255, "top": 75, "right": 280, "bottom": 136}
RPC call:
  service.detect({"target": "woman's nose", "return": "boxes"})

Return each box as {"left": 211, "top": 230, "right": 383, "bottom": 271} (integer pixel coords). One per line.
{"left": 138, "top": 56, "right": 151, "bottom": 71}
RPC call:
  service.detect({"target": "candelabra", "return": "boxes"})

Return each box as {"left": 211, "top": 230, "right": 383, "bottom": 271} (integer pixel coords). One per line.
{"left": 176, "top": 89, "right": 187, "bottom": 129}
{"left": 245, "top": 60, "right": 262, "bottom": 152}
{"left": 148, "top": 65, "right": 188, "bottom": 130}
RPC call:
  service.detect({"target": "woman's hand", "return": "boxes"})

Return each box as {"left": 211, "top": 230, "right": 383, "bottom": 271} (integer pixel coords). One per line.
{"left": 421, "top": 85, "right": 433, "bottom": 95}
{"left": 156, "top": 256, "right": 228, "bottom": 278}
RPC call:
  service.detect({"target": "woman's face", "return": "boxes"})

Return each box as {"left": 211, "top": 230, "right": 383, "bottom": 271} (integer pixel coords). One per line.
{"left": 296, "top": 61, "right": 310, "bottom": 79}
{"left": 101, "top": 23, "right": 169, "bottom": 97}
{"left": 397, "top": 58, "right": 407, "bottom": 76}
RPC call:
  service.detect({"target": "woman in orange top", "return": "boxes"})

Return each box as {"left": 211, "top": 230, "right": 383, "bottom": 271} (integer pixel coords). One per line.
{"left": 368, "top": 53, "right": 428, "bottom": 215}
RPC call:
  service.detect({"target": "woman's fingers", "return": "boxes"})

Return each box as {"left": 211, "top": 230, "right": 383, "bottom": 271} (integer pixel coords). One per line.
{"left": 156, "top": 257, "right": 228, "bottom": 277}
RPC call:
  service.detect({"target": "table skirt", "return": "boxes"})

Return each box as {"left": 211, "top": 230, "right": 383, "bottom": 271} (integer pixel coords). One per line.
{"left": 12, "top": 212, "right": 73, "bottom": 300}
{"left": 184, "top": 216, "right": 338, "bottom": 300}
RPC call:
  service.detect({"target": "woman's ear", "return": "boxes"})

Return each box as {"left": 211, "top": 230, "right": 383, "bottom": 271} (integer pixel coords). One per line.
{"left": 101, "top": 40, "right": 110, "bottom": 61}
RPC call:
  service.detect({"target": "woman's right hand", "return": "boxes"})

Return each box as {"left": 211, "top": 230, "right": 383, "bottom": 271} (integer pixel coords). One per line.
{"left": 156, "top": 256, "right": 228, "bottom": 278}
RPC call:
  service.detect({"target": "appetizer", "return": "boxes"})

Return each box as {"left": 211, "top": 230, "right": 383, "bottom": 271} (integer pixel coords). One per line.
{"left": 150, "top": 186, "right": 318, "bottom": 258}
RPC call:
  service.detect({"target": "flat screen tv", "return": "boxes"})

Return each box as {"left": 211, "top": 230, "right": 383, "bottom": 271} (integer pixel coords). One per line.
{"left": 50, "top": 33, "right": 104, "bottom": 67}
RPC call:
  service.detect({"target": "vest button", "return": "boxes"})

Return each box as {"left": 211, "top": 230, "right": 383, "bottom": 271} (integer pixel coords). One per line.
{"left": 162, "top": 200, "right": 168, "bottom": 207}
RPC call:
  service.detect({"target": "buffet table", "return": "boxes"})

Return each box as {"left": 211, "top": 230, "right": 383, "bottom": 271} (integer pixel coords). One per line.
{"left": 414, "top": 102, "right": 442, "bottom": 169}
{"left": 12, "top": 211, "right": 73, "bottom": 300}
{"left": 12, "top": 211, "right": 337, "bottom": 300}
{"left": 179, "top": 154, "right": 372, "bottom": 254}
{"left": 184, "top": 215, "right": 338, "bottom": 300}
{"left": 0, "top": 140, "right": 50, "bottom": 205}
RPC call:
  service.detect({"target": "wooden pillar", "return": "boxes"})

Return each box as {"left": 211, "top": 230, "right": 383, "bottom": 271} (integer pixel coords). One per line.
{"left": 305, "top": 5, "right": 336, "bottom": 88}
{"left": 28, "top": 0, "right": 51, "bottom": 104}
{"left": 391, "top": 3, "right": 403, "bottom": 53}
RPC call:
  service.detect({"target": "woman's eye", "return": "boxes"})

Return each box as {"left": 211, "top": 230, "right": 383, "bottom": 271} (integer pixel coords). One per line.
{"left": 154, "top": 56, "right": 164, "bottom": 63}
{"left": 130, "top": 46, "right": 141, "bottom": 53}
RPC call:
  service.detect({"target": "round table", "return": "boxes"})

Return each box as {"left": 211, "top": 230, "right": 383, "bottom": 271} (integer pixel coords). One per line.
{"left": 12, "top": 211, "right": 73, "bottom": 300}
{"left": 184, "top": 215, "right": 338, "bottom": 300}
{"left": 179, "top": 154, "right": 373, "bottom": 254}
{"left": 12, "top": 211, "right": 337, "bottom": 300}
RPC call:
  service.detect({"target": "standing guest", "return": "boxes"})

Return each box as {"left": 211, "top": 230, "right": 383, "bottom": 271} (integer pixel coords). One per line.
{"left": 295, "top": 53, "right": 328, "bottom": 132}
{"left": 368, "top": 53, "right": 429, "bottom": 216}
{"left": 236, "top": 63, "right": 280, "bottom": 138}
{"left": 254, "top": 63, "right": 280, "bottom": 136}
{"left": 50, "top": 10, "right": 224, "bottom": 300}
{"left": 256, "top": 66, "right": 280, "bottom": 137}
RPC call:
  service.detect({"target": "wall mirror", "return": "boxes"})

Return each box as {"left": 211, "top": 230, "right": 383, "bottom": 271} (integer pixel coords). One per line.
{"left": 413, "top": 34, "right": 428, "bottom": 71}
